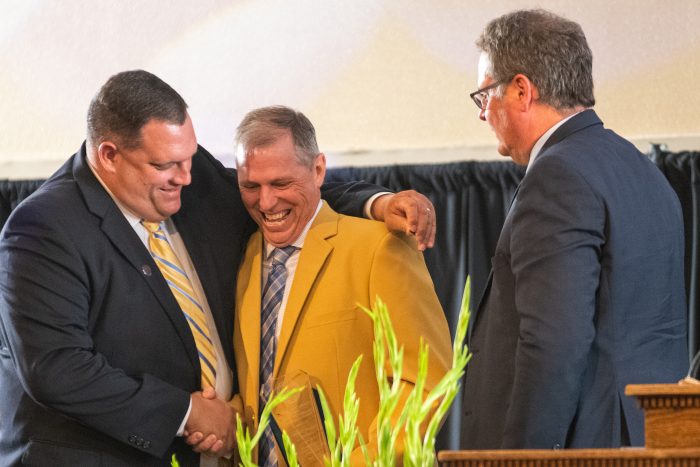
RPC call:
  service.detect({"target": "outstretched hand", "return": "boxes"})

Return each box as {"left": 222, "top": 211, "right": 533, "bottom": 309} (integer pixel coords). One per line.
{"left": 371, "top": 190, "right": 436, "bottom": 250}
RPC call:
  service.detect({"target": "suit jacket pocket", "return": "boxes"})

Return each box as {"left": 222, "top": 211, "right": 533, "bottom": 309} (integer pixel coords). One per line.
{"left": 23, "top": 439, "right": 101, "bottom": 467}
{"left": 303, "top": 307, "right": 358, "bottom": 329}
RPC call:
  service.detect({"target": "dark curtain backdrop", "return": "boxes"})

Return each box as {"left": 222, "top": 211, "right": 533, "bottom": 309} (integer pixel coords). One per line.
{"left": 1, "top": 148, "right": 699, "bottom": 451}
{"left": 647, "top": 146, "right": 700, "bottom": 359}
{"left": 0, "top": 179, "right": 45, "bottom": 229}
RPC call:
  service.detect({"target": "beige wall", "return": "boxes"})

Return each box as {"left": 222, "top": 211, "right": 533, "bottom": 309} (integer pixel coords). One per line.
{"left": 1, "top": 0, "right": 699, "bottom": 179}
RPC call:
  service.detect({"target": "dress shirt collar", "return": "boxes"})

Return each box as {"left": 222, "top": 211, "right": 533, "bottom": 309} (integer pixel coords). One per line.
{"left": 526, "top": 111, "right": 582, "bottom": 173}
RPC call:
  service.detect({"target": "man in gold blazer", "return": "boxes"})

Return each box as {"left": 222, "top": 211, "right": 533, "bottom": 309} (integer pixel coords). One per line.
{"left": 232, "top": 106, "right": 452, "bottom": 465}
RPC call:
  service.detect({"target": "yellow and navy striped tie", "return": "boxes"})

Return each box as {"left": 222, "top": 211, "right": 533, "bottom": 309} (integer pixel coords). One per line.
{"left": 142, "top": 221, "right": 217, "bottom": 389}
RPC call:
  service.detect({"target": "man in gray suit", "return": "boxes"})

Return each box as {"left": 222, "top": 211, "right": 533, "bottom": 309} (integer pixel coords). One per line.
{"left": 461, "top": 9, "right": 687, "bottom": 449}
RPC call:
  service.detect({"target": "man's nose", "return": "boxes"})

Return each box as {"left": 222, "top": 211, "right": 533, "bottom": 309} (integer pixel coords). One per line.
{"left": 479, "top": 107, "right": 487, "bottom": 122}
{"left": 173, "top": 164, "right": 192, "bottom": 186}
{"left": 258, "top": 186, "right": 276, "bottom": 210}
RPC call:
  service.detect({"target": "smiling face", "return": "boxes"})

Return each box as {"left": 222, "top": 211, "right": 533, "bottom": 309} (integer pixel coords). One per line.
{"left": 237, "top": 130, "right": 325, "bottom": 247}
{"left": 98, "top": 115, "right": 198, "bottom": 222}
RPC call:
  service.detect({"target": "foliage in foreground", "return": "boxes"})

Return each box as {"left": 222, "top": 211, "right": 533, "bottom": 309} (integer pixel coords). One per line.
{"left": 235, "top": 278, "right": 473, "bottom": 466}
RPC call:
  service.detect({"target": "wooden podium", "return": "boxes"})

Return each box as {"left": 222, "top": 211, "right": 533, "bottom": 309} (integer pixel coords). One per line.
{"left": 438, "top": 383, "right": 700, "bottom": 467}
{"left": 625, "top": 383, "right": 700, "bottom": 448}
{"left": 438, "top": 448, "right": 700, "bottom": 466}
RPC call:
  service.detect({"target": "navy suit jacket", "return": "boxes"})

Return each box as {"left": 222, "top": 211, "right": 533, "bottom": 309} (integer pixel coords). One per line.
{"left": 461, "top": 110, "right": 688, "bottom": 449}
{"left": 0, "top": 143, "right": 378, "bottom": 466}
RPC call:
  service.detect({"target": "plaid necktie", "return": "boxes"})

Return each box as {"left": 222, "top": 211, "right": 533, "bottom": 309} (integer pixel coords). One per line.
{"left": 259, "top": 245, "right": 296, "bottom": 467}
{"left": 142, "top": 221, "right": 217, "bottom": 389}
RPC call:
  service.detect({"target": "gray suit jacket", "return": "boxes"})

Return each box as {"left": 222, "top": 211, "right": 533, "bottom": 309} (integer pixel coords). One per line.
{"left": 461, "top": 110, "right": 688, "bottom": 449}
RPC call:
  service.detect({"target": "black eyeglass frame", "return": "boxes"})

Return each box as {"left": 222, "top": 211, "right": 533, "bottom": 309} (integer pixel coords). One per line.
{"left": 469, "top": 79, "right": 508, "bottom": 110}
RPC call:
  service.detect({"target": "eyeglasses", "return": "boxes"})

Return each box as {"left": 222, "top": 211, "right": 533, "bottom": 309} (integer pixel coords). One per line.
{"left": 469, "top": 79, "right": 507, "bottom": 110}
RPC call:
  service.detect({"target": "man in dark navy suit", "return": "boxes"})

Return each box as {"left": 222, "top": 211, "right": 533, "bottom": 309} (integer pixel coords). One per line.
{"left": 461, "top": 9, "right": 687, "bottom": 449}
{"left": 0, "top": 70, "right": 435, "bottom": 466}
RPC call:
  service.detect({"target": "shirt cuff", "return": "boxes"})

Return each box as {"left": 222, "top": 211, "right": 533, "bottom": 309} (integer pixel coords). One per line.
{"left": 364, "top": 192, "right": 391, "bottom": 220}
{"left": 177, "top": 397, "right": 193, "bottom": 436}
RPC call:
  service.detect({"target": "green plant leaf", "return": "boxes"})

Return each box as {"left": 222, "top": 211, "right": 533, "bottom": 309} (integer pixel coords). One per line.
{"left": 247, "top": 277, "right": 474, "bottom": 467}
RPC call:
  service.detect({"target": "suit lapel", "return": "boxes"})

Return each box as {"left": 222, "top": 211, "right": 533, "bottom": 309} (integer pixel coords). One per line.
{"left": 72, "top": 144, "right": 200, "bottom": 371}
{"left": 469, "top": 270, "right": 492, "bottom": 344}
{"left": 469, "top": 182, "right": 519, "bottom": 343}
{"left": 238, "top": 232, "right": 264, "bottom": 405}
{"left": 274, "top": 203, "right": 337, "bottom": 377}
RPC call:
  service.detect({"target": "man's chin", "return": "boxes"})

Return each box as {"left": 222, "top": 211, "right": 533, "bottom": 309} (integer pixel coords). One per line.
{"left": 156, "top": 203, "right": 181, "bottom": 220}
{"left": 497, "top": 145, "right": 528, "bottom": 165}
{"left": 261, "top": 229, "right": 295, "bottom": 248}
{"left": 497, "top": 144, "right": 511, "bottom": 157}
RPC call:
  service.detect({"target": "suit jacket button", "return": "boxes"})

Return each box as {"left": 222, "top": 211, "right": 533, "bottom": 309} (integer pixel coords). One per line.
{"left": 143, "top": 441, "right": 151, "bottom": 449}
{"left": 141, "top": 265, "right": 152, "bottom": 276}
{"left": 128, "top": 435, "right": 137, "bottom": 444}
{"left": 553, "top": 443, "right": 562, "bottom": 450}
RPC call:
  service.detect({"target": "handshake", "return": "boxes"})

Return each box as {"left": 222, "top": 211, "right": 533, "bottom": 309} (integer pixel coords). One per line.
{"left": 184, "top": 387, "right": 248, "bottom": 457}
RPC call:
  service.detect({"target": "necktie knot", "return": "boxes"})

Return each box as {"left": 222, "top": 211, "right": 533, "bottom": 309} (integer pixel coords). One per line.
{"left": 142, "top": 221, "right": 163, "bottom": 234}
{"left": 270, "top": 245, "right": 297, "bottom": 267}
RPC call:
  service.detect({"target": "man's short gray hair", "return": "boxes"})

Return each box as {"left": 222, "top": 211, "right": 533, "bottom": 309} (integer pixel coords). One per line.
{"left": 477, "top": 9, "right": 595, "bottom": 110}
{"left": 235, "top": 105, "right": 319, "bottom": 168}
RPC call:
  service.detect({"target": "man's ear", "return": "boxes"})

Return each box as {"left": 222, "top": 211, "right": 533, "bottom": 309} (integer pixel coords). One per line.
{"left": 314, "top": 153, "right": 326, "bottom": 188}
{"left": 512, "top": 73, "right": 538, "bottom": 111}
{"left": 96, "top": 141, "right": 119, "bottom": 173}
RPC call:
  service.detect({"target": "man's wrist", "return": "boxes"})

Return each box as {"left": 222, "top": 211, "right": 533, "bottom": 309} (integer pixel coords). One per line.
{"left": 365, "top": 192, "right": 391, "bottom": 220}
{"left": 177, "top": 397, "right": 193, "bottom": 436}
